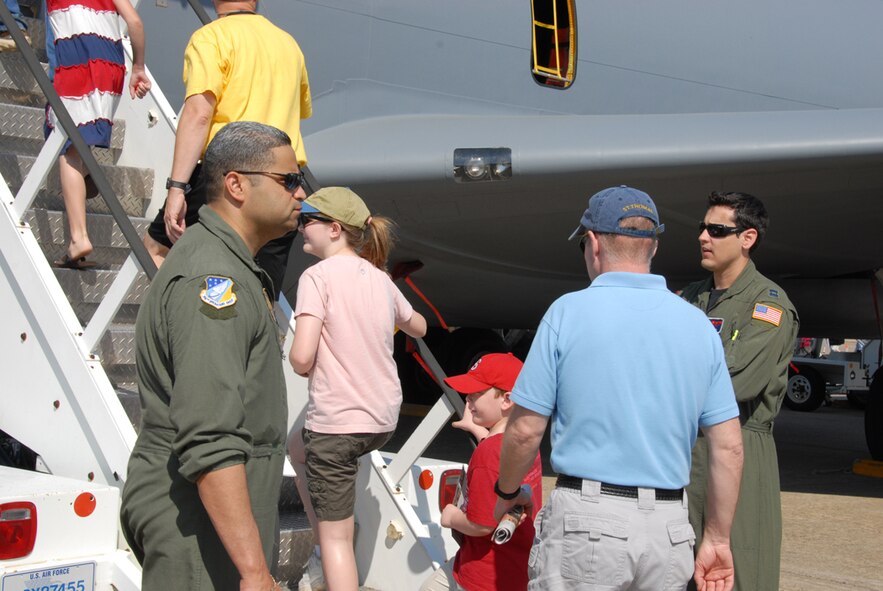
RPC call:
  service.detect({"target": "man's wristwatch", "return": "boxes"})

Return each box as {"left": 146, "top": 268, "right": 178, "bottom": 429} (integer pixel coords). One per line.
{"left": 494, "top": 479, "right": 521, "bottom": 500}
{"left": 165, "top": 178, "right": 191, "bottom": 194}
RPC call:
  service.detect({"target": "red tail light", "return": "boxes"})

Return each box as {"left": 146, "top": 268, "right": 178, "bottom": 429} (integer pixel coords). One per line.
{"left": 438, "top": 469, "right": 463, "bottom": 512}
{"left": 0, "top": 502, "right": 37, "bottom": 559}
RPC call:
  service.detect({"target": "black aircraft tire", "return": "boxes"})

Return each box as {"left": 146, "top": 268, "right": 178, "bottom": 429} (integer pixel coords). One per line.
{"left": 784, "top": 365, "right": 826, "bottom": 412}
{"left": 864, "top": 371, "right": 883, "bottom": 460}
{"left": 847, "top": 390, "right": 869, "bottom": 409}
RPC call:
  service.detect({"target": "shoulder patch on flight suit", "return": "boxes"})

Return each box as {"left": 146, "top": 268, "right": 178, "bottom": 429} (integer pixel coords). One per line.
{"left": 768, "top": 288, "right": 779, "bottom": 298}
{"left": 752, "top": 303, "right": 782, "bottom": 327}
{"left": 200, "top": 276, "right": 237, "bottom": 309}
{"left": 709, "top": 318, "right": 724, "bottom": 333}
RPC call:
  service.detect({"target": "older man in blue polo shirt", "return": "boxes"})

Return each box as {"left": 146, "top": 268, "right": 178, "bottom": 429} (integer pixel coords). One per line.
{"left": 494, "top": 186, "right": 745, "bottom": 591}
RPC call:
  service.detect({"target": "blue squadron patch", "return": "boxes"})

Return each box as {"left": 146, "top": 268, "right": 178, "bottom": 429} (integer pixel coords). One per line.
{"left": 769, "top": 289, "right": 779, "bottom": 298}
{"left": 200, "top": 276, "right": 237, "bottom": 309}
{"left": 709, "top": 318, "right": 724, "bottom": 333}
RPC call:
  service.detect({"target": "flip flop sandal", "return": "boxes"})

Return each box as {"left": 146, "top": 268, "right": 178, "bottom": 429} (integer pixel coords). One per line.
{"left": 54, "top": 255, "right": 97, "bottom": 270}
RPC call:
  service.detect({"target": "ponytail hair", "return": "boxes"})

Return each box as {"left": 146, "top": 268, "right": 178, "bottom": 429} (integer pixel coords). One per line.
{"left": 338, "top": 215, "right": 397, "bottom": 270}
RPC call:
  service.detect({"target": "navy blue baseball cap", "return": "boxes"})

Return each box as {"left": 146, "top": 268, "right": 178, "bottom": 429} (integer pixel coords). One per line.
{"left": 568, "top": 185, "right": 665, "bottom": 240}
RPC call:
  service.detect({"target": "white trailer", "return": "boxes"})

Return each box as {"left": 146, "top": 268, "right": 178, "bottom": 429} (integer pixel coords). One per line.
{"left": 786, "top": 339, "right": 881, "bottom": 412}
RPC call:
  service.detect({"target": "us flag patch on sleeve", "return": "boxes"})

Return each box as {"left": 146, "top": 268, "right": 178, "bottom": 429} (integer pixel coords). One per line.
{"left": 752, "top": 303, "right": 783, "bottom": 326}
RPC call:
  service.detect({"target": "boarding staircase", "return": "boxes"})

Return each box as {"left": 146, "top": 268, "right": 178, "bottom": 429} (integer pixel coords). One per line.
{"left": 0, "top": 2, "right": 315, "bottom": 586}
{"left": 0, "top": 2, "right": 471, "bottom": 589}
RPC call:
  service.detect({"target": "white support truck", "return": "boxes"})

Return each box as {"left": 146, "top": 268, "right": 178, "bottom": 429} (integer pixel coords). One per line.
{"left": 0, "top": 468, "right": 141, "bottom": 591}
{"left": 786, "top": 339, "right": 881, "bottom": 412}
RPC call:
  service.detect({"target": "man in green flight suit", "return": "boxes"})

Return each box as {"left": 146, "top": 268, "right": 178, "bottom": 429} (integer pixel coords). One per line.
{"left": 682, "top": 191, "right": 799, "bottom": 591}
{"left": 121, "top": 122, "right": 306, "bottom": 591}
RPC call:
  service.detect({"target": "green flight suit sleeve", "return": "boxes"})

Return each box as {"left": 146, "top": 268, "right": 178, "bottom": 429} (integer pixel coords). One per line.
{"left": 164, "top": 274, "right": 258, "bottom": 482}
{"left": 725, "top": 300, "right": 797, "bottom": 403}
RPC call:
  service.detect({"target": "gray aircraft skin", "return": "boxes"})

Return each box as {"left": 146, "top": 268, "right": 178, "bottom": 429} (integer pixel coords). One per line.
{"left": 139, "top": 0, "right": 883, "bottom": 338}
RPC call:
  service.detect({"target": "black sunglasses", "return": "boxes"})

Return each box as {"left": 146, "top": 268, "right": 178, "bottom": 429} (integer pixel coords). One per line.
{"left": 297, "top": 213, "right": 336, "bottom": 229}
{"left": 699, "top": 222, "right": 743, "bottom": 238}
{"left": 228, "top": 170, "right": 306, "bottom": 192}
{"left": 578, "top": 235, "right": 588, "bottom": 253}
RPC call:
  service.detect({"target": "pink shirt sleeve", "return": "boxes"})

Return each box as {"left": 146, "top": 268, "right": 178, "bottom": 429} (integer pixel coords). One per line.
{"left": 391, "top": 282, "right": 414, "bottom": 326}
{"left": 294, "top": 268, "right": 327, "bottom": 321}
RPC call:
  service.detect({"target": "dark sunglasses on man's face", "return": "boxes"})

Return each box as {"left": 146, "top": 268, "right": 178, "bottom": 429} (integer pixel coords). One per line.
{"left": 297, "top": 213, "right": 335, "bottom": 229}
{"left": 578, "top": 235, "right": 588, "bottom": 253}
{"left": 228, "top": 170, "right": 306, "bottom": 192}
{"left": 699, "top": 222, "right": 743, "bottom": 238}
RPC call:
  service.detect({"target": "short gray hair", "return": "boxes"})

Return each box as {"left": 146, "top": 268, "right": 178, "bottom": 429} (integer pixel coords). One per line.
{"left": 202, "top": 121, "right": 292, "bottom": 202}
{"left": 596, "top": 217, "right": 658, "bottom": 267}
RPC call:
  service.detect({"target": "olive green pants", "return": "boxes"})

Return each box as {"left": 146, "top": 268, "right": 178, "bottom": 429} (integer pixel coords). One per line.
{"left": 121, "top": 448, "right": 284, "bottom": 591}
{"left": 687, "top": 425, "right": 781, "bottom": 591}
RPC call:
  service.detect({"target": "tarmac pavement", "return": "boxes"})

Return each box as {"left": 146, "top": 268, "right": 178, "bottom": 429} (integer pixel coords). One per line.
{"left": 774, "top": 401, "right": 882, "bottom": 590}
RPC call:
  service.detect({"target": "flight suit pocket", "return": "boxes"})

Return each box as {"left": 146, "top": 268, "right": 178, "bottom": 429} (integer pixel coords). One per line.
{"left": 663, "top": 520, "right": 696, "bottom": 589}
{"left": 561, "top": 512, "right": 629, "bottom": 586}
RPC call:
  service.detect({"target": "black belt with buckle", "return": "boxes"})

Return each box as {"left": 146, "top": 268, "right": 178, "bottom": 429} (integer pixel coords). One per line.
{"left": 556, "top": 475, "right": 683, "bottom": 502}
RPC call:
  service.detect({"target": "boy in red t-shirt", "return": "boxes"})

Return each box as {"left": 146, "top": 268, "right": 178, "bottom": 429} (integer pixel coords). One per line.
{"left": 420, "top": 353, "right": 543, "bottom": 591}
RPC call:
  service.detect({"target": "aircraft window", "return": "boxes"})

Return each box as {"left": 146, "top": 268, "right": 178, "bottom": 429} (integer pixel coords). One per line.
{"left": 531, "top": 0, "right": 576, "bottom": 88}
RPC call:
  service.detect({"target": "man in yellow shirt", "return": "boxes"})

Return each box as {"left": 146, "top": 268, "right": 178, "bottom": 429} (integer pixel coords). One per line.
{"left": 144, "top": 0, "right": 311, "bottom": 297}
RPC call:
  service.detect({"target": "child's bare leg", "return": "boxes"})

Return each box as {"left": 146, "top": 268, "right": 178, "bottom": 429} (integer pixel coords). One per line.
{"left": 59, "top": 147, "right": 92, "bottom": 259}
{"left": 287, "top": 429, "right": 319, "bottom": 534}
{"left": 317, "top": 516, "right": 358, "bottom": 591}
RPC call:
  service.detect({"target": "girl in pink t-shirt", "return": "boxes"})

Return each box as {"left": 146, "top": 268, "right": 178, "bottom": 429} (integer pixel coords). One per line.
{"left": 287, "top": 186, "right": 427, "bottom": 591}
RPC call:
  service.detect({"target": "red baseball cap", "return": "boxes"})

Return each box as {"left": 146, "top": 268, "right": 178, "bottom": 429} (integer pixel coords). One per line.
{"left": 444, "top": 353, "right": 523, "bottom": 394}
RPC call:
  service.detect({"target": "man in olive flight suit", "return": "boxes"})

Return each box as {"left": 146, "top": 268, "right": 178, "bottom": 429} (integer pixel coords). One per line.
{"left": 121, "top": 122, "right": 306, "bottom": 591}
{"left": 682, "top": 191, "right": 798, "bottom": 591}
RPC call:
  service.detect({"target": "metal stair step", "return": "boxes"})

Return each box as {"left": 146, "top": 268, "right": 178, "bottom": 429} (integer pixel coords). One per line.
{"left": 54, "top": 267, "right": 148, "bottom": 327}
{"left": 1, "top": 152, "right": 153, "bottom": 217}
{"left": 98, "top": 323, "right": 136, "bottom": 367}
{"left": 278, "top": 507, "right": 314, "bottom": 589}
{"left": 0, "top": 102, "right": 125, "bottom": 160}
{"left": 24, "top": 208, "right": 151, "bottom": 268}
{"left": 0, "top": 52, "right": 49, "bottom": 108}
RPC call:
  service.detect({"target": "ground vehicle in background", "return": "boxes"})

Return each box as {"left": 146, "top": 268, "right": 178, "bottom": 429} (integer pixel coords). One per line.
{"left": 787, "top": 338, "right": 883, "bottom": 460}
{"left": 786, "top": 339, "right": 881, "bottom": 412}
